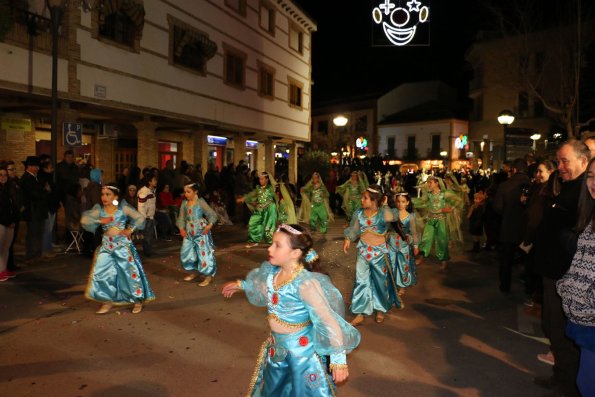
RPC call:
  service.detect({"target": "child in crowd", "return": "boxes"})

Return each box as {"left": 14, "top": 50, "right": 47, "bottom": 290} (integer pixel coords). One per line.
{"left": 222, "top": 224, "right": 360, "bottom": 396}
{"left": 81, "top": 184, "right": 155, "bottom": 314}
{"left": 298, "top": 172, "right": 334, "bottom": 234}
{"left": 337, "top": 171, "right": 368, "bottom": 222}
{"left": 344, "top": 185, "right": 401, "bottom": 325}
{"left": 388, "top": 193, "right": 418, "bottom": 297}
{"left": 177, "top": 183, "right": 218, "bottom": 286}
{"left": 467, "top": 192, "right": 486, "bottom": 253}
{"left": 241, "top": 172, "right": 278, "bottom": 248}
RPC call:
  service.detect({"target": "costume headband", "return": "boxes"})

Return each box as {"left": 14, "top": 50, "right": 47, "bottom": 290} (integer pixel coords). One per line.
{"left": 366, "top": 187, "right": 380, "bottom": 194}
{"left": 395, "top": 192, "right": 409, "bottom": 196}
{"left": 185, "top": 182, "right": 198, "bottom": 189}
{"left": 304, "top": 249, "right": 319, "bottom": 265}
{"left": 259, "top": 172, "right": 269, "bottom": 178}
{"left": 277, "top": 224, "right": 302, "bottom": 235}
{"left": 103, "top": 185, "right": 120, "bottom": 192}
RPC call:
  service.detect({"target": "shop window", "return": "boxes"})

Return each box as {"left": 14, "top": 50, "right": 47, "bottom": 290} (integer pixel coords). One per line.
{"left": 289, "top": 24, "right": 303, "bottom": 54}
{"left": 224, "top": 45, "right": 246, "bottom": 89}
{"left": 259, "top": 1, "right": 275, "bottom": 35}
{"left": 169, "top": 17, "right": 217, "bottom": 75}
{"left": 225, "top": 0, "right": 247, "bottom": 17}
{"left": 258, "top": 62, "right": 275, "bottom": 99}
{"left": 288, "top": 78, "right": 303, "bottom": 109}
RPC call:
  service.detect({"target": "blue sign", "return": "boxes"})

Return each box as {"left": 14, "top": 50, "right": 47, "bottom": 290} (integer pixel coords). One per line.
{"left": 246, "top": 140, "right": 258, "bottom": 149}
{"left": 63, "top": 123, "right": 83, "bottom": 146}
{"left": 207, "top": 135, "right": 228, "bottom": 146}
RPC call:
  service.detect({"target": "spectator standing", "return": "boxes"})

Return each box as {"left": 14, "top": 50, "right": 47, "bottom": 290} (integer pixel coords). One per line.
{"left": 5, "top": 161, "right": 23, "bottom": 272}
{"left": 0, "top": 164, "right": 18, "bottom": 281}
{"left": 493, "top": 158, "right": 530, "bottom": 293}
{"left": 204, "top": 162, "right": 220, "bottom": 199}
{"left": 533, "top": 140, "right": 589, "bottom": 397}
{"left": 55, "top": 150, "right": 79, "bottom": 205}
{"left": 138, "top": 175, "right": 157, "bottom": 257}
{"left": 39, "top": 158, "right": 61, "bottom": 259}
{"left": 159, "top": 160, "right": 175, "bottom": 191}
{"left": 19, "top": 156, "right": 48, "bottom": 262}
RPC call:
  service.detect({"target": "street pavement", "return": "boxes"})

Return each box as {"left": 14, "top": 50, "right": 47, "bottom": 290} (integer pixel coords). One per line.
{"left": 1, "top": 220, "right": 552, "bottom": 397}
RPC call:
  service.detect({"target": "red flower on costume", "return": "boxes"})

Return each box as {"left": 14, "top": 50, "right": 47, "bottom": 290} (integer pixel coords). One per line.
{"left": 383, "top": 267, "right": 387, "bottom": 274}
{"left": 271, "top": 293, "right": 279, "bottom": 305}
{"left": 201, "top": 251, "right": 206, "bottom": 256}
{"left": 367, "top": 220, "right": 372, "bottom": 226}
{"left": 404, "top": 265, "right": 409, "bottom": 272}
{"left": 299, "top": 336, "right": 309, "bottom": 346}
{"left": 200, "top": 241, "right": 205, "bottom": 246}
{"left": 190, "top": 231, "right": 194, "bottom": 236}
{"left": 269, "top": 348, "right": 275, "bottom": 358}
{"left": 109, "top": 237, "right": 113, "bottom": 242}
{"left": 403, "top": 275, "right": 409, "bottom": 282}
{"left": 366, "top": 254, "right": 372, "bottom": 260}
{"left": 188, "top": 209, "right": 192, "bottom": 214}
{"left": 132, "top": 273, "right": 138, "bottom": 279}
{"left": 367, "top": 246, "right": 372, "bottom": 252}
{"left": 135, "top": 288, "right": 142, "bottom": 295}
{"left": 128, "top": 256, "right": 133, "bottom": 262}
{"left": 109, "top": 244, "right": 113, "bottom": 249}
{"left": 202, "top": 262, "right": 207, "bottom": 268}
{"left": 309, "top": 374, "right": 317, "bottom": 382}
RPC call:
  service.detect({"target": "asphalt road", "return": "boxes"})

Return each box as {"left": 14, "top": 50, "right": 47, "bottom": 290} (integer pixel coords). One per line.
{"left": 1, "top": 220, "right": 552, "bottom": 397}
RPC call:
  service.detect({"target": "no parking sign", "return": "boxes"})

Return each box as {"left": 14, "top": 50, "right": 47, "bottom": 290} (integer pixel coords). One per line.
{"left": 63, "top": 123, "right": 82, "bottom": 146}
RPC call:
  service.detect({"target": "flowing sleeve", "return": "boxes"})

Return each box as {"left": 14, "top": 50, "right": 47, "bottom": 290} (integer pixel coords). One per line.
{"left": 322, "top": 185, "right": 335, "bottom": 223}
{"left": 244, "top": 188, "right": 258, "bottom": 213}
{"left": 344, "top": 210, "right": 361, "bottom": 241}
{"left": 411, "top": 189, "right": 428, "bottom": 209}
{"left": 358, "top": 172, "right": 369, "bottom": 189}
{"left": 198, "top": 198, "right": 218, "bottom": 225}
{"left": 240, "top": 261, "right": 273, "bottom": 307}
{"left": 382, "top": 206, "right": 395, "bottom": 222}
{"left": 280, "top": 183, "right": 297, "bottom": 224}
{"left": 176, "top": 200, "right": 187, "bottom": 230}
{"left": 299, "top": 274, "right": 361, "bottom": 363}
{"left": 297, "top": 189, "right": 311, "bottom": 223}
{"left": 81, "top": 204, "right": 102, "bottom": 233}
{"left": 445, "top": 190, "right": 464, "bottom": 212}
{"left": 123, "top": 202, "right": 146, "bottom": 231}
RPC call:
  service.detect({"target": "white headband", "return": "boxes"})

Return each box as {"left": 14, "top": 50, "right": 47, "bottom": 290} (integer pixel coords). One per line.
{"left": 366, "top": 187, "right": 380, "bottom": 194}
{"left": 277, "top": 224, "right": 302, "bottom": 235}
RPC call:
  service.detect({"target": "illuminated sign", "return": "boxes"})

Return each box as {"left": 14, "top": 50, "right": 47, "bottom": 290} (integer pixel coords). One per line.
{"left": 207, "top": 135, "right": 228, "bottom": 146}
{"left": 454, "top": 134, "right": 468, "bottom": 150}
{"left": 372, "top": 0, "right": 430, "bottom": 47}
{"left": 246, "top": 140, "right": 258, "bottom": 149}
{"left": 356, "top": 137, "right": 368, "bottom": 149}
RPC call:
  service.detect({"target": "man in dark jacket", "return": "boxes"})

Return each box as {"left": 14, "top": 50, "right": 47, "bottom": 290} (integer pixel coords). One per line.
{"left": 493, "top": 158, "right": 530, "bottom": 293}
{"left": 19, "top": 156, "right": 49, "bottom": 262}
{"left": 533, "top": 140, "right": 589, "bottom": 397}
{"left": 56, "top": 150, "right": 79, "bottom": 204}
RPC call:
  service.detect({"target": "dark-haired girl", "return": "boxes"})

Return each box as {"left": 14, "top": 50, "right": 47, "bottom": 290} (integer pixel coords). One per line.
{"left": 344, "top": 185, "right": 401, "bottom": 325}
{"left": 388, "top": 193, "right": 418, "bottom": 294}
{"left": 222, "top": 224, "right": 360, "bottom": 396}
{"left": 81, "top": 184, "right": 155, "bottom": 314}
{"left": 177, "top": 183, "right": 218, "bottom": 287}
{"left": 241, "top": 171, "right": 278, "bottom": 247}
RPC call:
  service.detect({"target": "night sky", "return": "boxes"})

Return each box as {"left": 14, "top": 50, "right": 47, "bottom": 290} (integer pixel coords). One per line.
{"left": 294, "top": 0, "right": 485, "bottom": 106}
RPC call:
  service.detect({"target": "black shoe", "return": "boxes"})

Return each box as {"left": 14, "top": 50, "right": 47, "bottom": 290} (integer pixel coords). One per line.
{"left": 534, "top": 375, "right": 558, "bottom": 390}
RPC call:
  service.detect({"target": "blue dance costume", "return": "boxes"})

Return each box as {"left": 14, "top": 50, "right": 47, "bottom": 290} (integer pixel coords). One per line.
{"left": 240, "top": 262, "right": 360, "bottom": 396}
{"left": 177, "top": 198, "right": 218, "bottom": 277}
{"left": 81, "top": 203, "right": 155, "bottom": 305}
{"left": 344, "top": 208, "right": 401, "bottom": 316}
{"left": 387, "top": 211, "right": 418, "bottom": 288}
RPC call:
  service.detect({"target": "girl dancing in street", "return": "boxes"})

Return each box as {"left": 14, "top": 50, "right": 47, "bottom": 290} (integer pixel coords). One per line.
{"left": 337, "top": 171, "right": 368, "bottom": 222}
{"left": 298, "top": 172, "right": 334, "bottom": 234}
{"left": 241, "top": 172, "right": 278, "bottom": 248}
{"left": 343, "top": 185, "right": 401, "bottom": 325}
{"left": 177, "top": 183, "right": 218, "bottom": 287}
{"left": 388, "top": 193, "right": 418, "bottom": 296}
{"left": 222, "top": 224, "right": 360, "bottom": 396}
{"left": 81, "top": 184, "right": 155, "bottom": 314}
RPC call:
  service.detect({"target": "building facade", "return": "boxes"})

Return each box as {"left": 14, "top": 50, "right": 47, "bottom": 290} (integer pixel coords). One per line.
{"left": 0, "top": 0, "right": 316, "bottom": 182}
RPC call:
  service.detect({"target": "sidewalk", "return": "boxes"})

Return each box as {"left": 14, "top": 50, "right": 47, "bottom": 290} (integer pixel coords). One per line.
{"left": 1, "top": 220, "right": 550, "bottom": 397}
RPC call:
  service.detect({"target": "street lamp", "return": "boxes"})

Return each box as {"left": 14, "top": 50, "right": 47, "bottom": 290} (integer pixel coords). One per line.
{"left": 48, "top": 0, "right": 65, "bottom": 171}
{"left": 530, "top": 133, "right": 541, "bottom": 152}
{"left": 497, "top": 110, "right": 515, "bottom": 161}
{"left": 333, "top": 115, "right": 348, "bottom": 127}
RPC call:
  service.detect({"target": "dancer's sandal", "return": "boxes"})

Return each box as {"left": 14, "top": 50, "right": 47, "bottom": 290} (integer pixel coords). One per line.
{"left": 350, "top": 314, "right": 364, "bottom": 326}
{"left": 132, "top": 303, "right": 143, "bottom": 314}
{"left": 375, "top": 312, "right": 385, "bottom": 323}
{"left": 183, "top": 273, "right": 198, "bottom": 282}
{"left": 198, "top": 276, "right": 213, "bottom": 287}
{"left": 96, "top": 303, "right": 113, "bottom": 314}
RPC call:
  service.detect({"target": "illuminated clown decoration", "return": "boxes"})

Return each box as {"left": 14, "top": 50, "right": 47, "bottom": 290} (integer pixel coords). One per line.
{"left": 373, "top": 0, "right": 429, "bottom": 46}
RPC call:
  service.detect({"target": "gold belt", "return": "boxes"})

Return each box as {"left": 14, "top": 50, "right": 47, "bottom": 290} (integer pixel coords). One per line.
{"left": 267, "top": 313, "right": 311, "bottom": 329}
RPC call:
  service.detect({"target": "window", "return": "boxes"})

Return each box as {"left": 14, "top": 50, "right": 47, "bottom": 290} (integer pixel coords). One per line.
{"left": 258, "top": 62, "right": 275, "bottom": 99}
{"left": 431, "top": 135, "right": 441, "bottom": 158}
{"left": 170, "top": 20, "right": 217, "bottom": 75}
{"left": 224, "top": 46, "right": 246, "bottom": 89}
{"left": 99, "top": 10, "right": 137, "bottom": 48}
{"left": 317, "top": 120, "right": 328, "bottom": 135}
{"left": 405, "top": 136, "right": 417, "bottom": 160}
{"left": 259, "top": 2, "right": 275, "bottom": 35}
{"left": 225, "top": 0, "right": 247, "bottom": 16}
{"left": 289, "top": 24, "right": 303, "bottom": 54}
{"left": 387, "top": 137, "right": 395, "bottom": 157}
{"left": 288, "top": 78, "right": 303, "bottom": 109}
{"left": 534, "top": 97, "right": 545, "bottom": 117}
{"left": 518, "top": 92, "right": 529, "bottom": 117}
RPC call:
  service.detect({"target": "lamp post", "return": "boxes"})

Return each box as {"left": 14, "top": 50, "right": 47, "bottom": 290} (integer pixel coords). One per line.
{"left": 48, "top": 0, "right": 65, "bottom": 170}
{"left": 530, "top": 133, "right": 541, "bottom": 153}
{"left": 497, "top": 110, "right": 515, "bottom": 161}
{"left": 334, "top": 115, "right": 349, "bottom": 165}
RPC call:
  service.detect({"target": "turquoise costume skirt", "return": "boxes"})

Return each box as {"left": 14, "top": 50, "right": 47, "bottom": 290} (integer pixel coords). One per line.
{"left": 350, "top": 241, "right": 401, "bottom": 316}
{"left": 180, "top": 230, "right": 217, "bottom": 277}
{"left": 387, "top": 233, "right": 417, "bottom": 288}
{"left": 248, "top": 326, "right": 337, "bottom": 397}
{"left": 86, "top": 235, "right": 155, "bottom": 305}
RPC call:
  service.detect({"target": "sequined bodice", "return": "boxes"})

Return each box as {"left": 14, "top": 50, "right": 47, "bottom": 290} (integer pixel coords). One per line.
{"left": 266, "top": 269, "right": 310, "bottom": 325}
{"left": 311, "top": 185, "right": 324, "bottom": 204}
{"left": 256, "top": 186, "right": 275, "bottom": 209}
{"left": 182, "top": 202, "right": 208, "bottom": 231}
{"left": 357, "top": 209, "right": 388, "bottom": 235}
{"left": 428, "top": 191, "right": 445, "bottom": 213}
{"left": 100, "top": 207, "right": 127, "bottom": 231}
{"left": 348, "top": 183, "right": 362, "bottom": 198}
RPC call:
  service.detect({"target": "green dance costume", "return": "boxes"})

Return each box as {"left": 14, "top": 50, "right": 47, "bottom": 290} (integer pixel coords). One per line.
{"left": 277, "top": 183, "right": 297, "bottom": 225}
{"left": 336, "top": 172, "right": 368, "bottom": 222}
{"left": 245, "top": 184, "right": 278, "bottom": 244}
{"left": 298, "top": 173, "right": 334, "bottom": 233}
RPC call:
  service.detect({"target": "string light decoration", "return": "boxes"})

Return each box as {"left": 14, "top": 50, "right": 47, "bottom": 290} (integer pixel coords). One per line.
{"left": 372, "top": 0, "right": 430, "bottom": 47}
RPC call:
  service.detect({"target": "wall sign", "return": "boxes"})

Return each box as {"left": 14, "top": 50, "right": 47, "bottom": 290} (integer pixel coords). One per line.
{"left": 454, "top": 134, "right": 468, "bottom": 150}
{"left": 372, "top": 0, "right": 430, "bottom": 47}
{"left": 63, "top": 122, "right": 83, "bottom": 146}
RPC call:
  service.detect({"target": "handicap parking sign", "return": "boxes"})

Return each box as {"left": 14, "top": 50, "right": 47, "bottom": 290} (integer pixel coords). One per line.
{"left": 63, "top": 122, "right": 83, "bottom": 146}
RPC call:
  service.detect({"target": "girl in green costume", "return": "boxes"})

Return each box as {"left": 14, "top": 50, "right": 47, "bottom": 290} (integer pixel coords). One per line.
{"left": 337, "top": 171, "right": 368, "bottom": 222}
{"left": 298, "top": 172, "right": 334, "bottom": 233}
{"left": 241, "top": 172, "right": 278, "bottom": 247}
{"left": 276, "top": 182, "right": 297, "bottom": 225}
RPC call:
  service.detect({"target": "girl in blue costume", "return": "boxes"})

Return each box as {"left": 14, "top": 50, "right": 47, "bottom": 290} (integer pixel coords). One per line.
{"left": 177, "top": 183, "right": 218, "bottom": 287}
{"left": 388, "top": 193, "right": 418, "bottom": 297}
{"left": 222, "top": 224, "right": 360, "bottom": 396}
{"left": 343, "top": 185, "right": 401, "bottom": 326}
{"left": 81, "top": 184, "right": 155, "bottom": 314}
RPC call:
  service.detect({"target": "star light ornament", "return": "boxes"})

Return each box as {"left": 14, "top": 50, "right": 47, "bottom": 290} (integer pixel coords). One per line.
{"left": 373, "top": 0, "right": 429, "bottom": 46}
